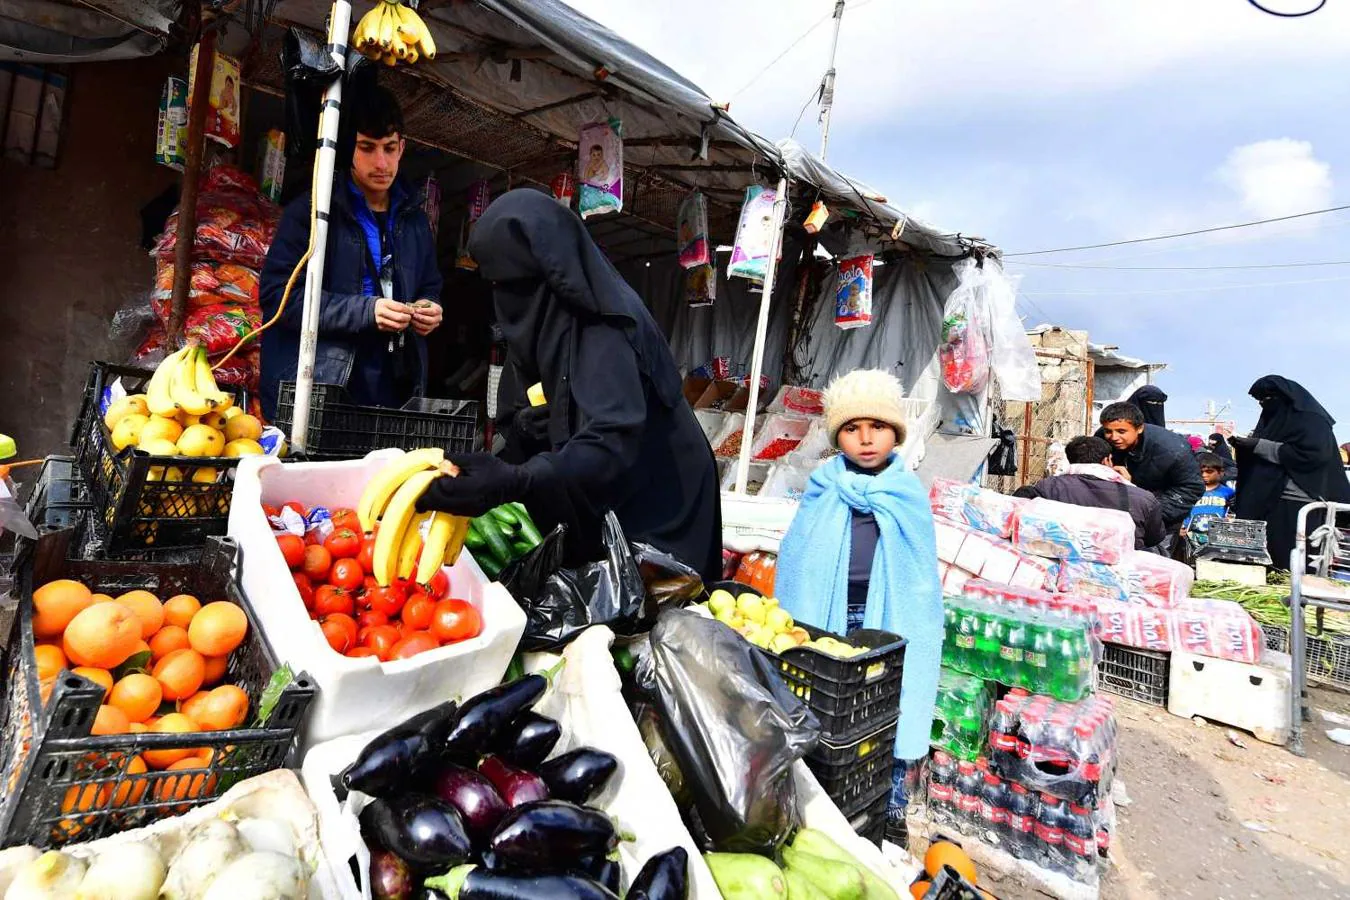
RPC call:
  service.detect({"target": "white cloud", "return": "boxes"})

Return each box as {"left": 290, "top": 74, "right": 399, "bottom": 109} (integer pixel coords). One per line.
{"left": 1217, "top": 139, "right": 1333, "bottom": 218}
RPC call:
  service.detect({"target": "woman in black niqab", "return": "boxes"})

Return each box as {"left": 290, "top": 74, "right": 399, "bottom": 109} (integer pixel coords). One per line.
{"left": 417, "top": 188, "right": 722, "bottom": 579}
{"left": 1127, "top": 385, "right": 1168, "bottom": 428}
{"left": 1208, "top": 433, "right": 1238, "bottom": 483}
{"left": 1232, "top": 375, "right": 1350, "bottom": 568}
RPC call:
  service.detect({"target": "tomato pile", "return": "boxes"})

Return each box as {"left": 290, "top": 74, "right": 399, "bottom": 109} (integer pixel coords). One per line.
{"left": 265, "top": 502, "right": 484, "bottom": 660}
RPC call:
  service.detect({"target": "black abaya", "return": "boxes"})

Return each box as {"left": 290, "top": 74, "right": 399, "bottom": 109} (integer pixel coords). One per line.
{"left": 1127, "top": 385, "right": 1168, "bottom": 429}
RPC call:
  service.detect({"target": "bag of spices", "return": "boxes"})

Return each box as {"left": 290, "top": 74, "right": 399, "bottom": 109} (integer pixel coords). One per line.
{"left": 578, "top": 119, "right": 623, "bottom": 219}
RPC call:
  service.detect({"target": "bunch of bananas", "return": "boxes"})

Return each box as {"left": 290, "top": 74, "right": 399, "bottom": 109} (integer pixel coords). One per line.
{"left": 353, "top": 0, "right": 437, "bottom": 67}
{"left": 147, "top": 344, "right": 232, "bottom": 420}
{"left": 358, "top": 448, "right": 471, "bottom": 586}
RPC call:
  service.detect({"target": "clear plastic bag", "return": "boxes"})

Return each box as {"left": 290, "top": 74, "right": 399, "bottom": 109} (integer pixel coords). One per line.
{"left": 930, "top": 477, "right": 1023, "bottom": 538}
{"left": 1012, "top": 498, "right": 1135, "bottom": 565}
{"left": 644, "top": 608, "right": 820, "bottom": 853}
{"left": 986, "top": 692, "right": 1118, "bottom": 809}
{"left": 942, "top": 259, "right": 1041, "bottom": 401}
{"left": 940, "top": 277, "right": 991, "bottom": 394}
{"left": 1119, "top": 550, "right": 1194, "bottom": 608}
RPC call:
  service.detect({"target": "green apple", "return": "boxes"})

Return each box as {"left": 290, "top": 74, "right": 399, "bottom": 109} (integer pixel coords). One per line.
{"left": 769, "top": 633, "right": 798, "bottom": 654}
{"left": 765, "top": 607, "right": 795, "bottom": 634}
{"left": 736, "top": 593, "right": 767, "bottom": 625}
{"left": 708, "top": 590, "right": 736, "bottom": 620}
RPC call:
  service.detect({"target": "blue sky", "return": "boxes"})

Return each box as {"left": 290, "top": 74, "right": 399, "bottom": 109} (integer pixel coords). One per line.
{"left": 564, "top": 0, "right": 1350, "bottom": 439}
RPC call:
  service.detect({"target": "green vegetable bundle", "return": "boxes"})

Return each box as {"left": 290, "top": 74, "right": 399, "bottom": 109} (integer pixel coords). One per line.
{"left": 465, "top": 503, "right": 543, "bottom": 579}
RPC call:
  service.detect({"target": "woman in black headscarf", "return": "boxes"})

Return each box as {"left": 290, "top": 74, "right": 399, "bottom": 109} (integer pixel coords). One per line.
{"left": 1208, "top": 433, "right": 1239, "bottom": 484}
{"left": 1127, "top": 385, "right": 1168, "bottom": 429}
{"left": 1231, "top": 375, "right": 1350, "bottom": 568}
{"left": 416, "top": 189, "right": 723, "bottom": 579}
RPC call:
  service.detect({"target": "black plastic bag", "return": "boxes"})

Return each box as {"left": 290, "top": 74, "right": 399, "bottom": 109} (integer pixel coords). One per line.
{"left": 632, "top": 541, "right": 704, "bottom": 608}
{"left": 646, "top": 608, "right": 821, "bottom": 854}
{"left": 987, "top": 419, "right": 1018, "bottom": 476}
{"left": 280, "top": 29, "right": 375, "bottom": 159}
{"left": 501, "top": 512, "right": 648, "bottom": 651}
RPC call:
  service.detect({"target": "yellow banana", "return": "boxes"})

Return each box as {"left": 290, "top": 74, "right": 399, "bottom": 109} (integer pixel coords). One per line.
{"left": 417, "top": 512, "right": 453, "bottom": 584}
{"left": 398, "top": 511, "right": 430, "bottom": 581}
{"left": 146, "top": 346, "right": 191, "bottom": 417}
{"left": 169, "top": 346, "right": 211, "bottom": 416}
{"left": 411, "top": 5, "right": 435, "bottom": 58}
{"left": 193, "top": 346, "right": 231, "bottom": 409}
{"left": 443, "top": 515, "right": 471, "bottom": 567}
{"left": 357, "top": 447, "right": 445, "bottom": 533}
{"left": 377, "top": 2, "right": 396, "bottom": 50}
{"left": 373, "top": 470, "right": 438, "bottom": 585}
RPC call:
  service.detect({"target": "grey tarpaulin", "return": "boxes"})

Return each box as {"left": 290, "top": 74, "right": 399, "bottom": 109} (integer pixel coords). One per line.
{"left": 0, "top": 0, "right": 173, "bottom": 62}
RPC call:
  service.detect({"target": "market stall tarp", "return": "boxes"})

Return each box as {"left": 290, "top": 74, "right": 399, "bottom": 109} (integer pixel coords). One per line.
{"left": 0, "top": 0, "right": 172, "bottom": 62}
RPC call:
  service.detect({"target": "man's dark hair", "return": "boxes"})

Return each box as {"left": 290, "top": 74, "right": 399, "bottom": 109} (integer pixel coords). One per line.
{"left": 1100, "top": 402, "right": 1144, "bottom": 428}
{"left": 1065, "top": 435, "right": 1113, "bottom": 465}
{"left": 1196, "top": 451, "right": 1224, "bottom": 470}
{"left": 348, "top": 84, "right": 405, "bottom": 141}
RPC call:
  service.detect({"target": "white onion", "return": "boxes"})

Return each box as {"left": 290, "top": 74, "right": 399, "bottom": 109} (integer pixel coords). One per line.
{"left": 199, "top": 852, "right": 306, "bottom": 900}
{"left": 74, "top": 842, "right": 166, "bottom": 900}
{"left": 160, "top": 819, "right": 246, "bottom": 900}
{"left": 4, "top": 850, "right": 86, "bottom": 900}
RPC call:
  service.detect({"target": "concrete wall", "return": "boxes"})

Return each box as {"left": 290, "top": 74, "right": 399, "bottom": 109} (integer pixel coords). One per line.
{"left": 0, "top": 56, "right": 177, "bottom": 460}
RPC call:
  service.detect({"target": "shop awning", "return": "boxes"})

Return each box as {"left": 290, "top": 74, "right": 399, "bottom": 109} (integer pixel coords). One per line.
{"left": 0, "top": 0, "right": 174, "bottom": 62}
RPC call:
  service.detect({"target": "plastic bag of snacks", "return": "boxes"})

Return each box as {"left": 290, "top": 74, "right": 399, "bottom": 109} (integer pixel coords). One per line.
{"left": 834, "top": 254, "right": 874, "bottom": 330}
{"left": 1120, "top": 550, "right": 1194, "bottom": 608}
{"left": 153, "top": 165, "right": 280, "bottom": 269}
{"left": 184, "top": 303, "right": 261, "bottom": 355}
{"left": 1171, "top": 597, "right": 1264, "bottom": 663}
{"left": 1012, "top": 497, "right": 1134, "bottom": 564}
{"left": 677, "top": 191, "right": 711, "bottom": 268}
{"left": 684, "top": 263, "right": 716, "bottom": 308}
{"left": 940, "top": 279, "right": 992, "bottom": 393}
{"left": 727, "top": 184, "right": 778, "bottom": 281}
{"left": 929, "top": 477, "right": 1023, "bottom": 538}
{"left": 153, "top": 259, "right": 258, "bottom": 308}
{"left": 578, "top": 118, "right": 623, "bottom": 219}
{"left": 1056, "top": 560, "right": 1130, "bottom": 604}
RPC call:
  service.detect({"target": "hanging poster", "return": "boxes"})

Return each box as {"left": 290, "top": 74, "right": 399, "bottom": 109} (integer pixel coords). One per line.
{"left": 578, "top": 118, "right": 623, "bottom": 219}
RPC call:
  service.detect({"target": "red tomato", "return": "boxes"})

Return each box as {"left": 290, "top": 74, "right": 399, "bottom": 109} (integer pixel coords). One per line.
{"left": 426, "top": 569, "right": 451, "bottom": 601}
{"left": 276, "top": 533, "right": 305, "bottom": 570}
{"left": 302, "top": 544, "right": 333, "bottom": 582}
{"left": 401, "top": 594, "right": 436, "bottom": 631}
{"left": 363, "top": 575, "right": 380, "bottom": 596}
{"left": 283, "top": 501, "right": 307, "bottom": 519}
{"left": 262, "top": 504, "right": 282, "bottom": 519}
{"left": 360, "top": 625, "right": 403, "bottom": 661}
{"left": 329, "top": 558, "right": 365, "bottom": 592}
{"left": 331, "top": 508, "right": 361, "bottom": 533}
{"left": 320, "top": 613, "right": 358, "bottom": 654}
{"left": 292, "top": 572, "right": 316, "bottom": 611}
{"left": 390, "top": 631, "right": 439, "bottom": 659}
{"left": 304, "top": 529, "right": 323, "bottom": 546}
{"left": 367, "top": 584, "right": 408, "bottom": 619}
{"left": 324, "top": 527, "right": 362, "bottom": 561}
{"left": 347, "top": 646, "right": 380, "bottom": 659}
{"left": 314, "top": 585, "right": 355, "bottom": 618}
{"left": 431, "top": 598, "right": 483, "bottom": 644}
{"left": 357, "top": 536, "right": 377, "bottom": 574}
{"left": 357, "top": 609, "right": 390, "bottom": 630}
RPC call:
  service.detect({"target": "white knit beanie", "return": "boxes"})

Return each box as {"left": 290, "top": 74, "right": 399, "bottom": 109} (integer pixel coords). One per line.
{"left": 823, "top": 368, "right": 909, "bottom": 448}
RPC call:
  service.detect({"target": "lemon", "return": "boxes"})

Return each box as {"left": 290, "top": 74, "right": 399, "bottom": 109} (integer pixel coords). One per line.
{"left": 176, "top": 424, "right": 225, "bottom": 458}
{"left": 111, "top": 414, "right": 149, "bottom": 451}
{"left": 223, "top": 414, "right": 262, "bottom": 443}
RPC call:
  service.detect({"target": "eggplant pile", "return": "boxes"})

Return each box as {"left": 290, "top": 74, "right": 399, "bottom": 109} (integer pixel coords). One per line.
{"left": 348, "top": 672, "right": 689, "bottom": 900}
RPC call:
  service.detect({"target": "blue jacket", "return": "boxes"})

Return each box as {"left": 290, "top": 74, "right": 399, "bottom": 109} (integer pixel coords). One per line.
{"left": 258, "top": 175, "right": 442, "bottom": 420}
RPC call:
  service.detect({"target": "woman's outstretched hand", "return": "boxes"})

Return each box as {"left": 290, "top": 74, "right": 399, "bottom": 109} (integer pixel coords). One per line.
{"left": 416, "top": 452, "right": 528, "bottom": 518}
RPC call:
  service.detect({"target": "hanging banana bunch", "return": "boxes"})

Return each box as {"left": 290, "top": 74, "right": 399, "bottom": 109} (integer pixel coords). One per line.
{"left": 353, "top": 0, "right": 438, "bottom": 67}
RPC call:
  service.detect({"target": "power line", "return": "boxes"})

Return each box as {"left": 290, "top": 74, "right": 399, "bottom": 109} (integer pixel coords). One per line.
{"left": 1003, "top": 205, "right": 1350, "bottom": 257}
{"left": 1008, "top": 259, "right": 1350, "bottom": 271}
{"left": 1021, "top": 273, "right": 1350, "bottom": 297}
{"left": 729, "top": 0, "right": 879, "bottom": 100}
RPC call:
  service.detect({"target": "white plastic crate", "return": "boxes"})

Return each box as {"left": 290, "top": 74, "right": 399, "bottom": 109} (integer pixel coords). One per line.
{"left": 228, "top": 452, "right": 526, "bottom": 747}
{"left": 1167, "top": 649, "right": 1291, "bottom": 745}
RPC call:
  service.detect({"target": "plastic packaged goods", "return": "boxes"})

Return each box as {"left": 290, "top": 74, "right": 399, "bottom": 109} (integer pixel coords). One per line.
{"left": 677, "top": 191, "right": 711, "bottom": 269}
{"left": 1012, "top": 497, "right": 1134, "bottom": 565}
{"left": 1120, "top": 550, "right": 1195, "bottom": 608}
{"left": 941, "top": 596, "right": 1094, "bottom": 700}
{"left": 155, "top": 76, "right": 188, "bottom": 169}
{"left": 1170, "top": 597, "right": 1264, "bottom": 663}
{"left": 684, "top": 263, "right": 716, "bottom": 308}
{"left": 834, "top": 254, "right": 874, "bottom": 330}
{"left": 1056, "top": 560, "right": 1130, "bottom": 603}
{"left": 727, "top": 184, "right": 778, "bottom": 281}
{"left": 578, "top": 119, "right": 623, "bottom": 219}
{"left": 152, "top": 165, "right": 281, "bottom": 269}
{"left": 985, "top": 692, "right": 1117, "bottom": 811}
{"left": 930, "top": 667, "right": 993, "bottom": 760}
{"left": 1094, "top": 599, "right": 1174, "bottom": 652}
{"left": 930, "top": 478, "right": 1024, "bottom": 538}
{"left": 939, "top": 288, "right": 991, "bottom": 393}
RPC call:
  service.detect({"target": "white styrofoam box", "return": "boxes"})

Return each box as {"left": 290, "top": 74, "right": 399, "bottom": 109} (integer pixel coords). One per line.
{"left": 694, "top": 408, "right": 728, "bottom": 444}
{"left": 721, "top": 490, "right": 799, "bottom": 554}
{"left": 749, "top": 413, "right": 813, "bottom": 460}
{"left": 228, "top": 453, "right": 527, "bottom": 747}
{"left": 943, "top": 567, "right": 973, "bottom": 594}
{"left": 934, "top": 519, "right": 969, "bottom": 566}
{"left": 1195, "top": 558, "right": 1268, "bottom": 587}
{"left": 1168, "top": 649, "right": 1292, "bottom": 745}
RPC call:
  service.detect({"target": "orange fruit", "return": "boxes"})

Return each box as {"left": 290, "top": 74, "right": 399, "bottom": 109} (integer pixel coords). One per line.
{"left": 116, "top": 590, "right": 164, "bottom": 639}
{"left": 143, "top": 712, "right": 199, "bottom": 769}
{"left": 109, "top": 673, "right": 163, "bottom": 723}
{"left": 191, "top": 685, "right": 248, "bottom": 731}
{"left": 201, "top": 654, "right": 229, "bottom": 686}
{"left": 154, "top": 756, "right": 218, "bottom": 806}
{"left": 90, "top": 593, "right": 115, "bottom": 604}
{"left": 187, "top": 602, "right": 247, "bottom": 657}
{"left": 910, "top": 881, "right": 932, "bottom": 900}
{"left": 71, "top": 667, "right": 113, "bottom": 701}
{"left": 163, "top": 594, "right": 201, "bottom": 629}
{"left": 150, "top": 625, "right": 191, "bottom": 661}
{"left": 924, "top": 841, "right": 977, "bottom": 885}
{"left": 153, "top": 648, "right": 205, "bottom": 701}
{"left": 112, "top": 755, "right": 149, "bottom": 807}
{"left": 34, "top": 644, "right": 67, "bottom": 681}
{"left": 32, "top": 579, "right": 93, "bottom": 638}
{"left": 62, "top": 781, "right": 111, "bottom": 816}
{"left": 91, "top": 704, "right": 130, "bottom": 735}
{"left": 128, "top": 722, "right": 149, "bottom": 734}
{"left": 63, "top": 602, "right": 141, "bottom": 669}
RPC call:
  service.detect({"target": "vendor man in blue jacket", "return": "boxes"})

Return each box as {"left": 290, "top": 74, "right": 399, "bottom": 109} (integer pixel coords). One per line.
{"left": 259, "top": 85, "right": 442, "bottom": 420}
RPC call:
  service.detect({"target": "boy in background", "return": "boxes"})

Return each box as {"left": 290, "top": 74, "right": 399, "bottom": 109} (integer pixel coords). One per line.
{"left": 1183, "top": 451, "right": 1236, "bottom": 545}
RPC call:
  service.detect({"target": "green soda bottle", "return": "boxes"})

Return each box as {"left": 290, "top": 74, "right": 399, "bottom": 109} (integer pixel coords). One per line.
{"left": 974, "top": 604, "right": 1004, "bottom": 681}
{"left": 1000, "top": 615, "right": 1029, "bottom": 688}
{"left": 1024, "top": 615, "right": 1053, "bottom": 695}
{"left": 952, "top": 603, "right": 981, "bottom": 675}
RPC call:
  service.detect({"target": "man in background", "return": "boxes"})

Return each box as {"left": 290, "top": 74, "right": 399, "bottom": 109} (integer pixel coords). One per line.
{"left": 1098, "top": 402, "right": 1205, "bottom": 534}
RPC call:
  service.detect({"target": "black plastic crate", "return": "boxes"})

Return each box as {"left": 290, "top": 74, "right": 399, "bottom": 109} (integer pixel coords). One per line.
{"left": 847, "top": 786, "right": 891, "bottom": 848}
{"left": 71, "top": 362, "right": 246, "bottom": 553}
{"left": 1264, "top": 623, "right": 1350, "bottom": 692}
{"left": 806, "top": 716, "right": 897, "bottom": 819}
{"left": 0, "top": 529, "right": 315, "bottom": 849}
{"left": 274, "top": 381, "right": 478, "bottom": 460}
{"left": 1097, "top": 643, "right": 1170, "bottom": 706}
{"left": 21, "top": 457, "right": 93, "bottom": 531}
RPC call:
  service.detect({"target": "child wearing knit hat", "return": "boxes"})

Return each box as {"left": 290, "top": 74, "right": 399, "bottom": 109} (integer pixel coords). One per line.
{"left": 775, "top": 368, "right": 943, "bottom": 845}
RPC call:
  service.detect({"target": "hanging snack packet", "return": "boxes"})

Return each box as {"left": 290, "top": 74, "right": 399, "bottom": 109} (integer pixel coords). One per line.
{"left": 685, "top": 263, "right": 716, "bottom": 308}
{"left": 677, "top": 192, "right": 711, "bottom": 268}
{"left": 155, "top": 76, "right": 188, "bottom": 170}
{"left": 551, "top": 171, "right": 575, "bottom": 207}
{"left": 257, "top": 129, "right": 286, "bottom": 202}
{"left": 727, "top": 184, "right": 777, "bottom": 281}
{"left": 834, "top": 254, "right": 874, "bottom": 329}
{"left": 578, "top": 119, "right": 623, "bottom": 219}
{"left": 456, "top": 180, "right": 492, "bottom": 270}
{"left": 803, "top": 200, "right": 829, "bottom": 234}
{"left": 422, "top": 174, "right": 441, "bottom": 241}
{"left": 189, "top": 44, "right": 241, "bottom": 149}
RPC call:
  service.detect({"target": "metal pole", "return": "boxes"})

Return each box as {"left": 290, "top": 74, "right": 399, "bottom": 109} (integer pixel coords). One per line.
{"left": 290, "top": 0, "right": 353, "bottom": 454}
{"left": 733, "top": 177, "right": 790, "bottom": 494}
{"left": 817, "top": 0, "right": 845, "bottom": 161}
{"left": 168, "top": 26, "right": 215, "bottom": 347}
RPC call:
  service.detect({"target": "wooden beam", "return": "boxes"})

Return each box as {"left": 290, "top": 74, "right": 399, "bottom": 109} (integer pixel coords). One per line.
{"left": 169, "top": 25, "right": 214, "bottom": 347}
{"left": 511, "top": 91, "right": 601, "bottom": 119}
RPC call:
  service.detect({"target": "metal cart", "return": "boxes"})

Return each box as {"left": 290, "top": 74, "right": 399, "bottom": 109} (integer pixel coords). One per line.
{"left": 1288, "top": 501, "right": 1350, "bottom": 755}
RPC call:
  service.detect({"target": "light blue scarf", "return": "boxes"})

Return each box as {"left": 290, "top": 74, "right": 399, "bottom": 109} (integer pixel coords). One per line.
{"left": 776, "top": 453, "right": 944, "bottom": 759}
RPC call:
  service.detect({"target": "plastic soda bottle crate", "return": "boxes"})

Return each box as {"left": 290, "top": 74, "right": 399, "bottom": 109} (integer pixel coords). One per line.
{"left": 942, "top": 592, "right": 1096, "bottom": 701}
{"left": 930, "top": 667, "right": 992, "bottom": 761}
{"left": 0, "top": 528, "right": 315, "bottom": 849}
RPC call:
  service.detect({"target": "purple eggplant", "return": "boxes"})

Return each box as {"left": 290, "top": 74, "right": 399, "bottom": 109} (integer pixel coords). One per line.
{"left": 342, "top": 701, "right": 459, "bottom": 798}
{"left": 425, "top": 865, "right": 618, "bottom": 900}
{"left": 626, "top": 847, "right": 688, "bottom": 900}
{"left": 491, "top": 712, "right": 561, "bottom": 769}
{"left": 431, "top": 763, "right": 508, "bottom": 845}
{"left": 488, "top": 801, "right": 618, "bottom": 872}
{"left": 442, "top": 669, "right": 557, "bottom": 763}
{"left": 538, "top": 749, "right": 618, "bottom": 804}
{"left": 370, "top": 850, "right": 415, "bottom": 900}
{"left": 360, "top": 795, "right": 473, "bottom": 871}
{"left": 573, "top": 856, "right": 621, "bottom": 895}
{"left": 477, "top": 755, "right": 549, "bottom": 808}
